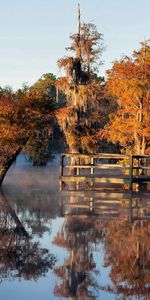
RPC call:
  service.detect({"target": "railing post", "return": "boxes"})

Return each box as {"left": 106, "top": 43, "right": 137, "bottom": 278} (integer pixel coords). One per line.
{"left": 136, "top": 157, "right": 140, "bottom": 177}
{"left": 144, "top": 157, "right": 147, "bottom": 176}
{"left": 91, "top": 157, "right": 94, "bottom": 175}
{"left": 129, "top": 155, "right": 133, "bottom": 191}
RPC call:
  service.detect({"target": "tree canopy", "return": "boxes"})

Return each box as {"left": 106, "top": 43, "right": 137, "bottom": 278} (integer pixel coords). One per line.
{"left": 105, "top": 40, "right": 150, "bottom": 154}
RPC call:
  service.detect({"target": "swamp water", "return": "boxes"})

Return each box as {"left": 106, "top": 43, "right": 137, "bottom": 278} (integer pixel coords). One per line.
{"left": 0, "top": 152, "right": 150, "bottom": 300}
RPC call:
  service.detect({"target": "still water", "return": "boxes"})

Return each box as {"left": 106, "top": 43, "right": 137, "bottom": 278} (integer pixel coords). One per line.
{"left": 0, "top": 152, "right": 150, "bottom": 300}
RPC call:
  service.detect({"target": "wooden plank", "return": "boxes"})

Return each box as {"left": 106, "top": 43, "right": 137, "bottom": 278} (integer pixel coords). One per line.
{"left": 60, "top": 175, "right": 130, "bottom": 184}
{"left": 64, "top": 199, "right": 124, "bottom": 204}
{"left": 62, "top": 213, "right": 118, "bottom": 219}
{"left": 64, "top": 204, "right": 91, "bottom": 208}
{"left": 93, "top": 210, "right": 119, "bottom": 214}
{"left": 61, "top": 174, "right": 130, "bottom": 178}
{"left": 61, "top": 191, "right": 132, "bottom": 198}
{"left": 63, "top": 153, "right": 130, "bottom": 159}
{"left": 61, "top": 174, "right": 130, "bottom": 179}
{"left": 65, "top": 207, "right": 119, "bottom": 214}
{"left": 64, "top": 164, "right": 130, "bottom": 169}
{"left": 65, "top": 203, "right": 120, "bottom": 209}
{"left": 94, "top": 201, "right": 121, "bottom": 206}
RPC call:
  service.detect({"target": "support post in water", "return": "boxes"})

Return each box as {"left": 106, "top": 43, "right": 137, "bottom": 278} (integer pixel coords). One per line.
{"left": 90, "top": 196, "right": 94, "bottom": 212}
{"left": 129, "top": 155, "right": 133, "bottom": 191}
{"left": 76, "top": 157, "right": 80, "bottom": 190}
{"left": 90, "top": 157, "right": 94, "bottom": 188}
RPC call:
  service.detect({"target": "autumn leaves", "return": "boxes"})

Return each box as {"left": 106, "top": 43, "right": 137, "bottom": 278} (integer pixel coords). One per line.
{"left": 56, "top": 15, "right": 150, "bottom": 154}
{"left": 105, "top": 41, "right": 150, "bottom": 154}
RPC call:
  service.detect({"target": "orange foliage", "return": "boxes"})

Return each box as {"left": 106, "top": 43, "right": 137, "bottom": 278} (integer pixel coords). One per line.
{"left": 105, "top": 40, "right": 150, "bottom": 154}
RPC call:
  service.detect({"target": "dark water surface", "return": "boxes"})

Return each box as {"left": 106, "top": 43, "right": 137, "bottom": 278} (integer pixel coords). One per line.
{"left": 0, "top": 152, "right": 150, "bottom": 300}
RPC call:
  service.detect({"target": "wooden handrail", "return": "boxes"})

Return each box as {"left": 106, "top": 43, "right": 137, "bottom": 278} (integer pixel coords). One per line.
{"left": 62, "top": 153, "right": 130, "bottom": 159}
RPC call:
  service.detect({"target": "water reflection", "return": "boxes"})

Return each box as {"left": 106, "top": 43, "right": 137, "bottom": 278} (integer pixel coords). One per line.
{"left": 101, "top": 217, "right": 150, "bottom": 299}
{"left": 3, "top": 152, "right": 61, "bottom": 237}
{"left": 1, "top": 152, "right": 150, "bottom": 299}
{"left": 53, "top": 191, "right": 150, "bottom": 299}
{"left": 0, "top": 190, "right": 56, "bottom": 283}
{"left": 53, "top": 215, "right": 101, "bottom": 299}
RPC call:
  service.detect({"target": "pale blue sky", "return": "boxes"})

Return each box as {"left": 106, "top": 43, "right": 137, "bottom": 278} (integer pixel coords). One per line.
{"left": 0, "top": 0, "right": 149, "bottom": 90}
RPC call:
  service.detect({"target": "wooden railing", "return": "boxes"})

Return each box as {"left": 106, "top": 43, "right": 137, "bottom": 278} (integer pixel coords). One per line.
{"left": 59, "top": 153, "right": 150, "bottom": 191}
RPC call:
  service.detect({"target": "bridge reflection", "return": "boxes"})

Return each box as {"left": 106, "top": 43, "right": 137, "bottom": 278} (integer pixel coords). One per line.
{"left": 60, "top": 190, "right": 150, "bottom": 223}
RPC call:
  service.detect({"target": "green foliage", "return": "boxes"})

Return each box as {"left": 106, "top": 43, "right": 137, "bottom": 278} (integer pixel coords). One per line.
{"left": 29, "top": 73, "right": 57, "bottom": 111}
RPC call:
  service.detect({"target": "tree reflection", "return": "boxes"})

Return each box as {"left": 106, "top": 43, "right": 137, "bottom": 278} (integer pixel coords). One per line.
{"left": 53, "top": 215, "right": 104, "bottom": 299}
{"left": 53, "top": 193, "right": 150, "bottom": 299}
{"left": 101, "top": 218, "right": 150, "bottom": 299}
{"left": 0, "top": 190, "right": 56, "bottom": 282}
{"left": 6, "top": 188, "right": 60, "bottom": 237}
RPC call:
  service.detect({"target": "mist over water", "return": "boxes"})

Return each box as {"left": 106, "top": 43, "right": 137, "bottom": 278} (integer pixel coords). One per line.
{"left": 0, "top": 151, "right": 150, "bottom": 300}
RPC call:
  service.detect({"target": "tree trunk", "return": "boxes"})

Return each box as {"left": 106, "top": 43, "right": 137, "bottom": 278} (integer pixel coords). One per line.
{"left": 134, "top": 131, "right": 141, "bottom": 154}
{"left": 141, "top": 135, "right": 146, "bottom": 155}
{"left": 0, "top": 147, "right": 22, "bottom": 187}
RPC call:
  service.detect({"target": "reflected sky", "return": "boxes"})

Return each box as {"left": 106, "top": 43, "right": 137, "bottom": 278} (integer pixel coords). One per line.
{"left": 0, "top": 153, "right": 150, "bottom": 300}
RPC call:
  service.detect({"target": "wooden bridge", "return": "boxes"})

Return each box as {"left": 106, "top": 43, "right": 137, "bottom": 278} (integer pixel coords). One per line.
{"left": 59, "top": 153, "right": 150, "bottom": 192}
